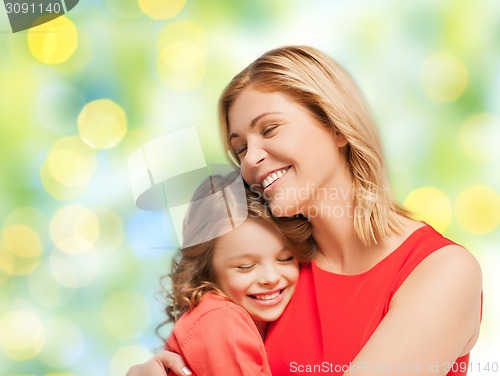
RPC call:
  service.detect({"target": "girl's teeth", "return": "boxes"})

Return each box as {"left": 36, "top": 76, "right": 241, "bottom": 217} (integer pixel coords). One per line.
{"left": 254, "top": 291, "right": 280, "bottom": 301}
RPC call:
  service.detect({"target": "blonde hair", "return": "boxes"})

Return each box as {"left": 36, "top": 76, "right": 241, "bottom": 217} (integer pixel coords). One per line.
{"left": 161, "top": 173, "right": 315, "bottom": 328}
{"left": 219, "top": 45, "right": 409, "bottom": 246}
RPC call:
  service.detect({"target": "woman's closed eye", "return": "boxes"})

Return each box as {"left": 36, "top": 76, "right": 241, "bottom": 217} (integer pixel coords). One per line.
{"left": 235, "top": 144, "right": 247, "bottom": 156}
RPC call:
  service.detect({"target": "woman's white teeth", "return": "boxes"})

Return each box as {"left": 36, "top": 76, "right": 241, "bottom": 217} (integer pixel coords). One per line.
{"left": 254, "top": 291, "right": 280, "bottom": 301}
{"left": 262, "top": 168, "right": 288, "bottom": 188}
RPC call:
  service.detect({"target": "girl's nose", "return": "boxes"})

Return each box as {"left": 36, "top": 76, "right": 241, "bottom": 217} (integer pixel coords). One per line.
{"left": 258, "top": 265, "right": 280, "bottom": 286}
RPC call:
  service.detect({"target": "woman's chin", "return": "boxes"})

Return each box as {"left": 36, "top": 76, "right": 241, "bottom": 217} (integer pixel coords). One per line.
{"left": 269, "top": 199, "right": 301, "bottom": 218}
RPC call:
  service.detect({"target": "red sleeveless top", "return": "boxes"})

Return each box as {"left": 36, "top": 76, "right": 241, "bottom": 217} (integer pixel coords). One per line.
{"left": 264, "top": 224, "right": 471, "bottom": 375}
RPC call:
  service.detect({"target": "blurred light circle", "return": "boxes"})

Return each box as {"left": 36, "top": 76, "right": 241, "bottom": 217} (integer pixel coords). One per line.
{"left": 28, "top": 16, "right": 78, "bottom": 65}
{"left": 456, "top": 185, "right": 500, "bottom": 235}
{"left": 419, "top": 52, "right": 468, "bottom": 103}
{"left": 157, "top": 21, "right": 206, "bottom": 92}
{"left": 40, "top": 162, "right": 89, "bottom": 200}
{"left": 39, "top": 318, "right": 85, "bottom": 368}
{"left": 49, "top": 249, "right": 102, "bottom": 288}
{"left": 47, "top": 149, "right": 94, "bottom": 186}
{"left": 0, "top": 243, "right": 14, "bottom": 283}
{"left": 2, "top": 224, "right": 42, "bottom": 258}
{"left": 110, "top": 345, "right": 153, "bottom": 376}
{"left": 4, "top": 207, "right": 49, "bottom": 237}
{"left": 36, "top": 83, "right": 85, "bottom": 134}
{"left": 158, "top": 20, "right": 205, "bottom": 50}
{"left": 41, "top": 136, "right": 97, "bottom": 200}
{"left": 78, "top": 99, "right": 128, "bottom": 149}
{"left": 158, "top": 41, "right": 205, "bottom": 91}
{"left": 1, "top": 225, "right": 43, "bottom": 276}
{"left": 403, "top": 186, "right": 452, "bottom": 233}
{"left": 94, "top": 208, "right": 125, "bottom": 253}
{"left": 50, "top": 204, "right": 100, "bottom": 254}
{"left": 102, "top": 291, "right": 151, "bottom": 339}
{"left": 28, "top": 264, "right": 74, "bottom": 308}
{"left": 0, "top": 309, "right": 45, "bottom": 360}
{"left": 459, "top": 113, "right": 500, "bottom": 163}
{"left": 138, "top": 0, "right": 186, "bottom": 19}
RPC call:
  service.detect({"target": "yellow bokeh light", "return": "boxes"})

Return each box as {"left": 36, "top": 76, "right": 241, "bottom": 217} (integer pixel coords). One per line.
{"left": 157, "top": 21, "right": 206, "bottom": 92}
{"left": 0, "top": 243, "right": 14, "bottom": 283}
{"left": 1, "top": 225, "right": 43, "bottom": 276}
{"left": 403, "top": 186, "right": 452, "bottom": 233}
{"left": 40, "top": 163, "right": 89, "bottom": 200}
{"left": 28, "top": 264, "right": 74, "bottom": 308}
{"left": 41, "top": 136, "right": 97, "bottom": 200}
{"left": 2, "top": 224, "right": 42, "bottom": 259}
{"left": 102, "top": 291, "right": 151, "bottom": 339}
{"left": 158, "top": 41, "right": 205, "bottom": 91}
{"left": 39, "top": 318, "right": 85, "bottom": 368}
{"left": 28, "top": 16, "right": 78, "bottom": 65}
{"left": 456, "top": 185, "right": 500, "bottom": 235}
{"left": 158, "top": 20, "right": 205, "bottom": 50}
{"left": 138, "top": 0, "right": 186, "bottom": 19}
{"left": 49, "top": 250, "right": 101, "bottom": 288}
{"left": 46, "top": 149, "right": 93, "bottom": 187}
{"left": 50, "top": 204, "right": 100, "bottom": 254}
{"left": 419, "top": 52, "right": 468, "bottom": 103}
{"left": 110, "top": 345, "right": 153, "bottom": 376}
{"left": 459, "top": 113, "right": 500, "bottom": 163}
{"left": 94, "top": 208, "right": 125, "bottom": 253}
{"left": 0, "top": 309, "right": 45, "bottom": 360}
{"left": 78, "top": 99, "right": 128, "bottom": 149}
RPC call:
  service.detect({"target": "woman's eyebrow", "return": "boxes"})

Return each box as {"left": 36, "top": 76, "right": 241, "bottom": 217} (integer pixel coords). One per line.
{"left": 229, "top": 112, "right": 282, "bottom": 141}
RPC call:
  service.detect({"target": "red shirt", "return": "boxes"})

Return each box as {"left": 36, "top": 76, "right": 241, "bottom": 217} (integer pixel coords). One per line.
{"left": 166, "top": 293, "right": 272, "bottom": 376}
{"left": 265, "top": 224, "right": 472, "bottom": 375}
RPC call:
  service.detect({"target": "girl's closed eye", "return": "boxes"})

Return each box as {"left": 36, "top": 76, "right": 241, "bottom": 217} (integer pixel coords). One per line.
{"left": 277, "top": 255, "right": 294, "bottom": 263}
{"left": 236, "top": 264, "right": 255, "bottom": 271}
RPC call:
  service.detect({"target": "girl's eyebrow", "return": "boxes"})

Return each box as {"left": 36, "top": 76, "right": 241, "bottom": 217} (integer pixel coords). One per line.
{"left": 227, "top": 253, "right": 255, "bottom": 260}
{"left": 229, "top": 112, "right": 283, "bottom": 141}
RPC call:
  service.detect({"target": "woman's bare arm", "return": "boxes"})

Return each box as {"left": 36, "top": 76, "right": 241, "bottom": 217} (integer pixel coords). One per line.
{"left": 344, "top": 245, "right": 482, "bottom": 376}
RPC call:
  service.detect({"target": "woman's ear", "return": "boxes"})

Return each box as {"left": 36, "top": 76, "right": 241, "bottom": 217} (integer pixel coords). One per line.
{"left": 334, "top": 130, "right": 348, "bottom": 148}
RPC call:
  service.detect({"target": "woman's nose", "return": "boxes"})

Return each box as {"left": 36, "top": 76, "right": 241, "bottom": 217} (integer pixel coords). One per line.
{"left": 244, "top": 140, "right": 266, "bottom": 167}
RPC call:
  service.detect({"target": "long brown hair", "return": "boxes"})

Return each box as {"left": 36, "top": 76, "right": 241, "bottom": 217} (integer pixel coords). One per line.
{"left": 219, "top": 45, "right": 409, "bottom": 246}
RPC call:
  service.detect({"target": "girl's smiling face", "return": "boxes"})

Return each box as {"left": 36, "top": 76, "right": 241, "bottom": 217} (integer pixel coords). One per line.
{"left": 211, "top": 218, "right": 299, "bottom": 325}
{"left": 227, "top": 86, "right": 350, "bottom": 218}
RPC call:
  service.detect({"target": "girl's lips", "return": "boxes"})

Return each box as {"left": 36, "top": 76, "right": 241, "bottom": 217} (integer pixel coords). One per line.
{"left": 249, "top": 289, "right": 285, "bottom": 306}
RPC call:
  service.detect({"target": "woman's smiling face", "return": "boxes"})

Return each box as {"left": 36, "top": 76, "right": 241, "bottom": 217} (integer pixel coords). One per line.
{"left": 228, "top": 86, "right": 349, "bottom": 218}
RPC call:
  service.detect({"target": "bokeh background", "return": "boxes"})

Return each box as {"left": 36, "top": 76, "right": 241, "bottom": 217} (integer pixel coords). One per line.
{"left": 1, "top": 0, "right": 499, "bottom": 374}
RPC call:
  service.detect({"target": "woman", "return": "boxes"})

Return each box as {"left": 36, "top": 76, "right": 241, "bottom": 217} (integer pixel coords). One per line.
{"left": 127, "top": 45, "right": 482, "bottom": 376}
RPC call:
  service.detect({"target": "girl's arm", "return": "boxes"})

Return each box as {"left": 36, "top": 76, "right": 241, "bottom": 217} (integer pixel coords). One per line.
{"left": 126, "top": 302, "right": 272, "bottom": 376}
{"left": 344, "top": 245, "right": 482, "bottom": 376}
{"left": 176, "top": 304, "right": 271, "bottom": 375}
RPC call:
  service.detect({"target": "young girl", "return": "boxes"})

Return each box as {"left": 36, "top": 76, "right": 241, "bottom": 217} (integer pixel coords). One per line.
{"left": 159, "top": 173, "right": 315, "bottom": 376}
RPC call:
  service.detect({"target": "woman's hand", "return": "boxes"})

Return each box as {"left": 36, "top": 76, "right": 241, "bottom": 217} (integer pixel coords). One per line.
{"left": 126, "top": 350, "right": 192, "bottom": 376}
